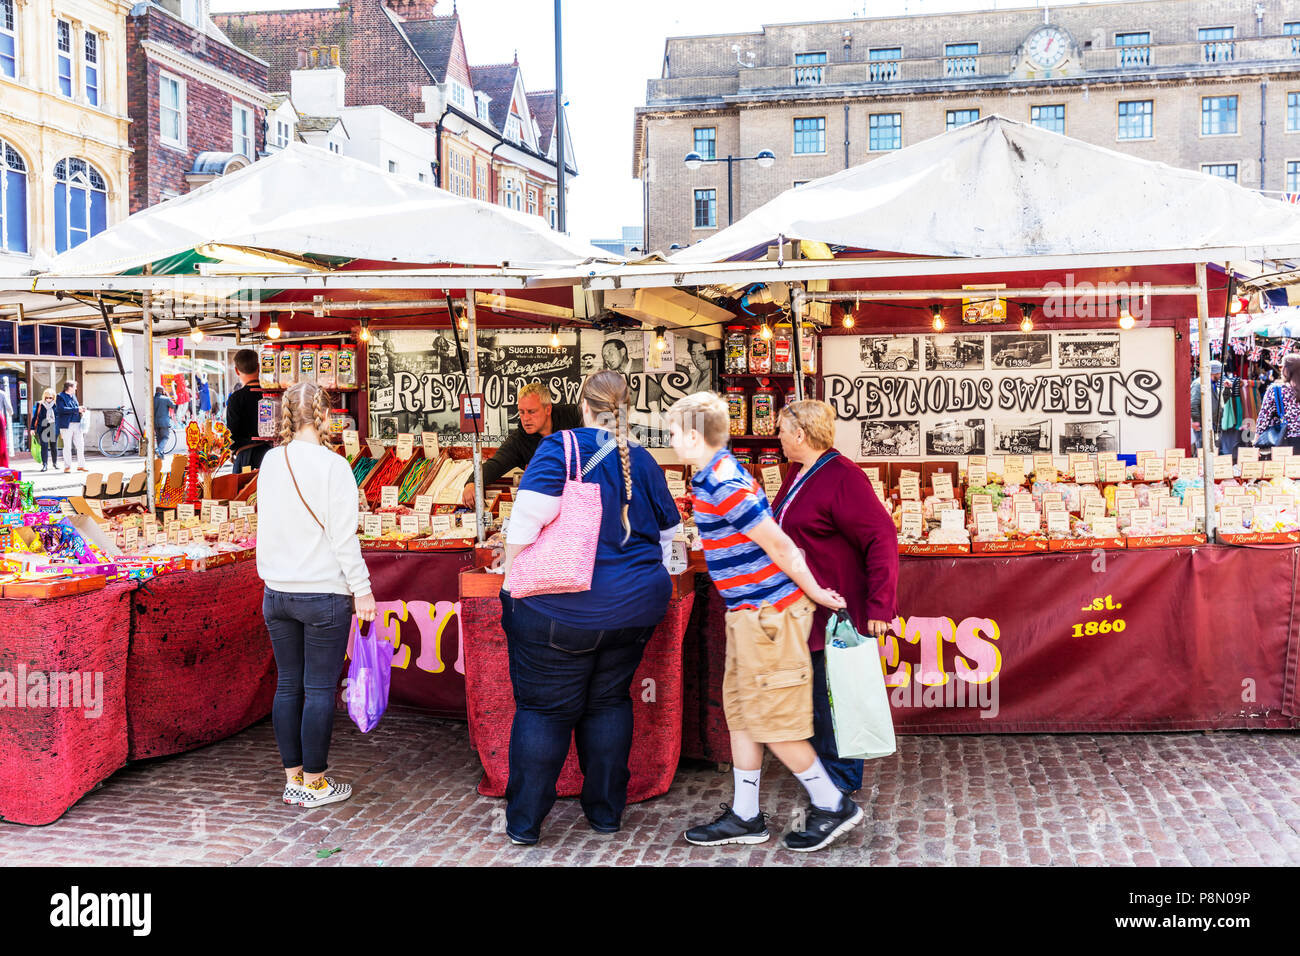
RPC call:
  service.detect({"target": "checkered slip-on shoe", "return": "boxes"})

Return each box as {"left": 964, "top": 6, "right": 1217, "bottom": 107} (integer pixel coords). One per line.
{"left": 297, "top": 775, "right": 352, "bottom": 808}
{"left": 282, "top": 773, "right": 306, "bottom": 805}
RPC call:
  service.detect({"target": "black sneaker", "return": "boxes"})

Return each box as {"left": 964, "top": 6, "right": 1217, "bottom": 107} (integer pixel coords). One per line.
{"left": 683, "top": 803, "right": 770, "bottom": 846}
{"left": 781, "top": 794, "right": 864, "bottom": 852}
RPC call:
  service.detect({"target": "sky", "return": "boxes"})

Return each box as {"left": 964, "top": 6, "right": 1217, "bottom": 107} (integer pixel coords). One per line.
{"left": 209, "top": 0, "right": 1131, "bottom": 246}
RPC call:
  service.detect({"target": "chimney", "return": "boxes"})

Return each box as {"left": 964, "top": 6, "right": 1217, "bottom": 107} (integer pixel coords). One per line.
{"left": 385, "top": 0, "right": 438, "bottom": 21}
{"left": 290, "top": 48, "right": 346, "bottom": 116}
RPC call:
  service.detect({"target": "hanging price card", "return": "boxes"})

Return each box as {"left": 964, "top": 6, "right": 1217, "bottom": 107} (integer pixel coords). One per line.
{"left": 1073, "top": 461, "right": 1097, "bottom": 484}
{"left": 1033, "top": 454, "right": 1056, "bottom": 481}
{"left": 399, "top": 515, "right": 420, "bottom": 535}
{"left": 932, "top": 473, "right": 954, "bottom": 500}
{"left": 1240, "top": 461, "right": 1263, "bottom": 480}
{"left": 421, "top": 431, "right": 440, "bottom": 459}
{"left": 362, "top": 515, "right": 382, "bottom": 537}
{"left": 343, "top": 430, "right": 361, "bottom": 459}
{"left": 1177, "top": 458, "right": 1199, "bottom": 481}
{"left": 967, "top": 464, "right": 988, "bottom": 487}
{"left": 899, "top": 471, "right": 920, "bottom": 501}
{"left": 1002, "top": 456, "right": 1025, "bottom": 485}
{"left": 414, "top": 494, "right": 434, "bottom": 515}
{"left": 901, "top": 513, "right": 924, "bottom": 539}
{"left": 761, "top": 466, "right": 784, "bottom": 500}
{"left": 395, "top": 433, "right": 415, "bottom": 461}
{"left": 380, "top": 486, "right": 400, "bottom": 508}
{"left": 1103, "top": 460, "right": 1127, "bottom": 483}
{"left": 1096, "top": 451, "right": 1118, "bottom": 462}
{"left": 1213, "top": 455, "right": 1233, "bottom": 480}
{"left": 1046, "top": 511, "right": 1070, "bottom": 534}
{"left": 975, "top": 512, "right": 999, "bottom": 537}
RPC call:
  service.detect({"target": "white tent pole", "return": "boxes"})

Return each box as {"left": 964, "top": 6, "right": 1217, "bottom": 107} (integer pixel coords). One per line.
{"left": 1196, "top": 262, "right": 1215, "bottom": 539}
{"left": 143, "top": 291, "right": 156, "bottom": 512}
{"left": 466, "top": 296, "right": 485, "bottom": 545}
{"left": 791, "top": 286, "right": 806, "bottom": 402}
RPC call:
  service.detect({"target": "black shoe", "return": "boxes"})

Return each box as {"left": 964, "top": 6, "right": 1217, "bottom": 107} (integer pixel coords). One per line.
{"left": 782, "top": 794, "right": 864, "bottom": 852}
{"left": 683, "top": 803, "right": 770, "bottom": 846}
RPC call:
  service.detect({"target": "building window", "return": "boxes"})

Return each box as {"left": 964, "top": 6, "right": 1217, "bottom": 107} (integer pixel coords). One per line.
{"left": 329, "top": 141, "right": 339, "bottom": 154}
{"left": 1030, "top": 104, "right": 1065, "bottom": 134}
{"left": 1286, "top": 22, "right": 1300, "bottom": 57}
{"left": 450, "top": 82, "right": 466, "bottom": 109}
{"left": 946, "top": 108, "right": 979, "bottom": 131}
{"left": 793, "top": 116, "right": 825, "bottom": 154}
{"left": 273, "top": 120, "right": 289, "bottom": 149}
{"left": 527, "top": 190, "right": 537, "bottom": 216}
{"left": 1115, "top": 31, "right": 1151, "bottom": 69}
{"left": 476, "top": 162, "right": 487, "bottom": 200}
{"left": 868, "top": 113, "right": 901, "bottom": 151}
{"left": 794, "top": 51, "right": 826, "bottom": 86}
{"left": 1287, "top": 160, "right": 1300, "bottom": 193}
{"left": 793, "top": 181, "right": 808, "bottom": 188}
{"left": 1199, "top": 26, "right": 1234, "bottom": 63}
{"left": 869, "top": 47, "right": 901, "bottom": 82}
{"left": 387, "top": 160, "right": 397, "bottom": 173}
{"left": 1117, "top": 99, "right": 1153, "bottom": 140}
{"left": 1201, "top": 163, "right": 1237, "bottom": 182}
{"left": 56, "top": 20, "right": 72, "bottom": 97}
{"left": 1, "top": 0, "right": 18, "bottom": 80}
{"left": 232, "top": 104, "right": 254, "bottom": 158}
{"left": 505, "top": 115, "right": 521, "bottom": 144}
{"left": 0, "top": 140, "right": 27, "bottom": 254}
{"left": 693, "top": 127, "right": 716, "bottom": 161}
{"left": 693, "top": 188, "right": 716, "bottom": 229}
{"left": 1289, "top": 92, "right": 1300, "bottom": 132}
{"left": 944, "top": 42, "right": 978, "bottom": 77}
{"left": 53, "top": 157, "right": 107, "bottom": 253}
{"left": 1201, "top": 95, "right": 1238, "bottom": 136}
{"left": 84, "top": 32, "right": 99, "bottom": 107}
{"left": 159, "top": 73, "right": 185, "bottom": 148}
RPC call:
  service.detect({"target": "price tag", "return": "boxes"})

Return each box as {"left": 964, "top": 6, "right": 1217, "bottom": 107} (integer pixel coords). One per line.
{"left": 901, "top": 513, "right": 924, "bottom": 539}
{"left": 1177, "top": 458, "right": 1199, "bottom": 481}
{"left": 499, "top": 501, "right": 514, "bottom": 521}
{"left": 1255, "top": 505, "right": 1278, "bottom": 529}
{"left": 1083, "top": 500, "right": 1106, "bottom": 524}
{"left": 58, "top": 500, "right": 75, "bottom": 516}
{"left": 868, "top": 478, "right": 886, "bottom": 502}
{"left": 177, "top": 528, "right": 191, "bottom": 544}
{"left": 1096, "top": 451, "right": 1118, "bottom": 462}
{"left": 380, "top": 486, "right": 400, "bottom": 508}
{"left": 1046, "top": 511, "right": 1070, "bottom": 534}
{"left": 379, "top": 513, "right": 397, "bottom": 532}
{"left": 178, "top": 503, "right": 195, "bottom": 521}
{"left": 414, "top": 494, "right": 434, "bottom": 515}
{"left": 1187, "top": 491, "right": 1206, "bottom": 515}
{"left": 1212, "top": 455, "right": 1233, "bottom": 480}
{"left": 899, "top": 471, "right": 920, "bottom": 501}
{"left": 935, "top": 498, "right": 962, "bottom": 512}
{"left": 1093, "top": 516, "right": 1119, "bottom": 537}
{"left": 362, "top": 514, "right": 382, "bottom": 537}
{"left": 1163, "top": 447, "right": 1184, "bottom": 466}
{"left": 666, "top": 475, "right": 687, "bottom": 499}
{"left": 1241, "top": 461, "right": 1263, "bottom": 481}
{"left": 343, "top": 430, "right": 361, "bottom": 459}
{"left": 1277, "top": 493, "right": 1296, "bottom": 514}
{"left": 1285, "top": 459, "right": 1300, "bottom": 480}
{"left": 1116, "top": 486, "right": 1137, "bottom": 502}
{"left": 123, "top": 527, "right": 139, "bottom": 550}
{"left": 971, "top": 494, "right": 993, "bottom": 513}
{"left": 1237, "top": 447, "right": 1260, "bottom": 464}
{"left": 1165, "top": 506, "right": 1190, "bottom": 530}
{"left": 431, "top": 514, "right": 452, "bottom": 536}
{"left": 167, "top": 528, "right": 180, "bottom": 545}
{"left": 1103, "top": 461, "right": 1127, "bottom": 483}
{"left": 1219, "top": 505, "right": 1243, "bottom": 528}
{"left": 460, "top": 512, "right": 479, "bottom": 537}
{"left": 1230, "top": 493, "right": 1254, "bottom": 508}
{"left": 215, "top": 523, "right": 230, "bottom": 542}
{"left": 902, "top": 499, "right": 923, "bottom": 516}
{"left": 975, "top": 512, "right": 999, "bottom": 537}
{"left": 861, "top": 466, "right": 880, "bottom": 482}
{"left": 967, "top": 464, "right": 988, "bottom": 487}
{"left": 1033, "top": 454, "right": 1056, "bottom": 481}
{"left": 395, "top": 433, "right": 415, "bottom": 461}
{"left": 1263, "top": 461, "right": 1284, "bottom": 480}
{"left": 416, "top": 513, "right": 431, "bottom": 532}
{"left": 1041, "top": 492, "right": 1064, "bottom": 511}
{"left": 1013, "top": 492, "right": 1034, "bottom": 508}
{"left": 1129, "top": 508, "right": 1152, "bottom": 533}
{"left": 201, "top": 499, "right": 218, "bottom": 522}
{"left": 237, "top": 517, "right": 249, "bottom": 536}
{"left": 940, "top": 509, "right": 965, "bottom": 532}
{"left": 1135, "top": 451, "right": 1157, "bottom": 472}
{"left": 210, "top": 505, "right": 228, "bottom": 525}
{"left": 1002, "top": 456, "right": 1025, "bottom": 485}
{"left": 761, "top": 466, "right": 784, "bottom": 501}
{"left": 1073, "top": 461, "right": 1097, "bottom": 484}
{"left": 1272, "top": 445, "right": 1294, "bottom": 459}
{"left": 968, "top": 455, "right": 988, "bottom": 468}
{"left": 1017, "top": 511, "right": 1041, "bottom": 533}
{"left": 931, "top": 473, "right": 954, "bottom": 501}
{"left": 399, "top": 515, "right": 420, "bottom": 535}
{"left": 421, "top": 431, "right": 441, "bottom": 459}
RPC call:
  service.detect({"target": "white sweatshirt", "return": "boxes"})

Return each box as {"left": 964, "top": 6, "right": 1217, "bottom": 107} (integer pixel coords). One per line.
{"left": 256, "top": 440, "right": 372, "bottom": 598}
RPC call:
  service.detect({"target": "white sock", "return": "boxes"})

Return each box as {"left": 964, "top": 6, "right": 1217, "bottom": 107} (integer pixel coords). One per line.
{"left": 732, "top": 767, "right": 762, "bottom": 821}
{"left": 795, "top": 758, "right": 843, "bottom": 812}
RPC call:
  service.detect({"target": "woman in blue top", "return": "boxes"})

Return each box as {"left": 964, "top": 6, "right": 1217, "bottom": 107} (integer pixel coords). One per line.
{"left": 500, "top": 370, "right": 682, "bottom": 845}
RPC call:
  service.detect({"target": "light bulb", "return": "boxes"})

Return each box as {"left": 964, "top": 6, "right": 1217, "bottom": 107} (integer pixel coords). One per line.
{"left": 654, "top": 326, "right": 667, "bottom": 351}
{"left": 359, "top": 324, "right": 370, "bottom": 343}
{"left": 1118, "top": 313, "right": 1136, "bottom": 331}
{"left": 458, "top": 310, "right": 470, "bottom": 331}
{"left": 1019, "top": 316, "right": 1033, "bottom": 333}
{"left": 1230, "top": 296, "right": 1246, "bottom": 316}
{"left": 111, "top": 327, "right": 124, "bottom": 346}
{"left": 190, "top": 327, "right": 204, "bottom": 343}
{"left": 266, "top": 320, "right": 282, "bottom": 340}
{"left": 759, "top": 322, "right": 772, "bottom": 341}
{"left": 930, "top": 304, "right": 944, "bottom": 331}
{"left": 549, "top": 324, "right": 561, "bottom": 348}
{"left": 842, "top": 313, "right": 855, "bottom": 329}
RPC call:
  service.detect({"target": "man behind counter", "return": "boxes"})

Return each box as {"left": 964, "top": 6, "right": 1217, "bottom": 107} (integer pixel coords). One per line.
{"left": 228, "top": 349, "right": 272, "bottom": 473}
{"left": 460, "top": 383, "right": 581, "bottom": 506}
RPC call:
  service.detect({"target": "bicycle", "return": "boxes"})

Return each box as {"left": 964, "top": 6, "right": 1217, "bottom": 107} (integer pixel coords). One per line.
{"left": 99, "top": 406, "right": 178, "bottom": 457}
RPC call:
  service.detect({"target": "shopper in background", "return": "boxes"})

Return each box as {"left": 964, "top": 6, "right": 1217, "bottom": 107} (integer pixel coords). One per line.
{"left": 54, "top": 381, "right": 87, "bottom": 472}
{"left": 153, "top": 387, "right": 176, "bottom": 448}
{"left": 1191, "top": 360, "right": 1221, "bottom": 453}
{"left": 257, "top": 381, "right": 376, "bottom": 809}
{"left": 228, "top": 349, "right": 271, "bottom": 473}
{"left": 1255, "top": 353, "right": 1300, "bottom": 456}
{"left": 771, "top": 400, "right": 899, "bottom": 796}
{"left": 0, "top": 384, "right": 10, "bottom": 468}
{"left": 498, "top": 370, "right": 682, "bottom": 845}
{"left": 30, "top": 389, "right": 57, "bottom": 472}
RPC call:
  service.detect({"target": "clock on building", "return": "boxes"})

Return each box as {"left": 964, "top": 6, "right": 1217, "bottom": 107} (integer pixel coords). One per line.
{"left": 1024, "top": 25, "right": 1071, "bottom": 69}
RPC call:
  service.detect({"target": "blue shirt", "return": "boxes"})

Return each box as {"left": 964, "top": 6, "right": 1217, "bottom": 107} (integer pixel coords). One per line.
{"left": 518, "top": 427, "right": 681, "bottom": 629}
{"left": 54, "top": 392, "right": 81, "bottom": 429}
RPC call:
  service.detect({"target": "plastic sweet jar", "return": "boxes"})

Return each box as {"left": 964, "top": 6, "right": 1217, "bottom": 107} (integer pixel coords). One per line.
{"left": 724, "top": 326, "right": 749, "bottom": 374}
{"left": 297, "top": 344, "right": 318, "bottom": 384}
{"left": 800, "top": 325, "right": 817, "bottom": 375}
{"left": 335, "top": 343, "right": 358, "bottom": 389}
{"left": 328, "top": 408, "right": 354, "bottom": 439}
{"left": 733, "top": 450, "right": 754, "bottom": 465}
{"left": 317, "top": 344, "right": 338, "bottom": 389}
{"left": 771, "top": 320, "right": 794, "bottom": 373}
{"left": 279, "top": 345, "right": 299, "bottom": 387}
{"left": 260, "top": 345, "right": 279, "bottom": 389}
{"left": 726, "top": 385, "right": 748, "bottom": 436}
{"left": 750, "top": 327, "right": 773, "bottom": 375}
{"left": 751, "top": 385, "right": 777, "bottom": 436}
{"left": 758, "top": 447, "right": 782, "bottom": 467}
{"left": 257, "top": 396, "right": 281, "bottom": 439}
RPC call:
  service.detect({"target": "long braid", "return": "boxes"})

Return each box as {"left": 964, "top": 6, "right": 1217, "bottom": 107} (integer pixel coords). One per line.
{"left": 279, "top": 396, "right": 295, "bottom": 445}
{"left": 312, "top": 387, "right": 331, "bottom": 438}
{"left": 616, "top": 400, "right": 632, "bottom": 544}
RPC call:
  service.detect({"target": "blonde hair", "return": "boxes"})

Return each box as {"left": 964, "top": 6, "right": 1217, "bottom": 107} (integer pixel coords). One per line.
{"left": 580, "top": 370, "right": 634, "bottom": 544}
{"left": 41, "top": 389, "right": 55, "bottom": 401}
{"left": 517, "top": 382, "right": 552, "bottom": 406}
{"left": 778, "top": 400, "right": 836, "bottom": 452}
{"left": 280, "top": 381, "right": 332, "bottom": 444}
{"left": 667, "top": 391, "right": 730, "bottom": 448}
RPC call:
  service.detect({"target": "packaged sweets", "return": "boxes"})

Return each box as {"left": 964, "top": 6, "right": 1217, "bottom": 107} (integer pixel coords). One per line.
{"left": 726, "top": 386, "right": 748, "bottom": 436}
{"left": 750, "top": 328, "right": 772, "bottom": 375}
{"left": 317, "top": 344, "right": 338, "bottom": 389}
{"left": 260, "top": 345, "right": 279, "bottom": 389}
{"left": 751, "top": 386, "right": 776, "bottom": 436}
{"left": 724, "top": 326, "right": 749, "bottom": 374}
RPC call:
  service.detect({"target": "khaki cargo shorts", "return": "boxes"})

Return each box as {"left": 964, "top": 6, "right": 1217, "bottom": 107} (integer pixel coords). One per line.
{"left": 721, "top": 595, "right": 815, "bottom": 744}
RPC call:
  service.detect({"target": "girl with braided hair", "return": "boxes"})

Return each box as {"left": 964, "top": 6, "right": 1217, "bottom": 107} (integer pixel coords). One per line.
{"left": 498, "top": 369, "right": 683, "bottom": 845}
{"left": 257, "top": 381, "right": 376, "bottom": 809}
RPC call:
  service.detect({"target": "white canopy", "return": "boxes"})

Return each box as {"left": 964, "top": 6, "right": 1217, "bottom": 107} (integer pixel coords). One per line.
{"left": 671, "top": 114, "right": 1300, "bottom": 264}
{"left": 37, "top": 141, "right": 611, "bottom": 276}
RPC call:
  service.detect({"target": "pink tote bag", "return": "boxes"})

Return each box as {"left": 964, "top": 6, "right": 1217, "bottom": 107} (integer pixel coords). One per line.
{"left": 504, "top": 429, "right": 603, "bottom": 598}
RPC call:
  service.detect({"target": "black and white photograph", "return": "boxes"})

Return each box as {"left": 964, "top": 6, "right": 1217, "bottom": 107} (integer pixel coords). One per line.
{"left": 860, "top": 335, "right": 920, "bottom": 371}
{"left": 599, "top": 333, "right": 644, "bottom": 375}
{"left": 925, "top": 418, "right": 987, "bottom": 456}
{"left": 1057, "top": 332, "right": 1121, "bottom": 369}
{"left": 991, "top": 418, "right": 1053, "bottom": 455}
{"left": 990, "top": 333, "right": 1052, "bottom": 369}
{"left": 925, "top": 334, "right": 986, "bottom": 371}
{"left": 1058, "top": 419, "right": 1121, "bottom": 454}
{"left": 860, "top": 419, "right": 921, "bottom": 457}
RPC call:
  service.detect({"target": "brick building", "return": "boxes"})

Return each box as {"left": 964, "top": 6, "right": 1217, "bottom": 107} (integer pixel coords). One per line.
{"left": 635, "top": 0, "right": 1300, "bottom": 252}
{"left": 126, "top": 0, "right": 271, "bottom": 213}
{"left": 214, "top": 0, "right": 575, "bottom": 228}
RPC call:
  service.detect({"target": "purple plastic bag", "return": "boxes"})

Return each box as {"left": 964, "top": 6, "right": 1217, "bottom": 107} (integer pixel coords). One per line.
{"left": 345, "top": 619, "right": 393, "bottom": 733}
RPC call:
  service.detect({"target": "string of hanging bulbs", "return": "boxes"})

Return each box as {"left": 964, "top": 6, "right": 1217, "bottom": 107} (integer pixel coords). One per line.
{"left": 824, "top": 296, "right": 1149, "bottom": 333}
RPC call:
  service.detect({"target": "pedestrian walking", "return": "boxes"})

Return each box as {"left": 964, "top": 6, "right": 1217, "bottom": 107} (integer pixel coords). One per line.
{"left": 54, "top": 381, "right": 87, "bottom": 472}
{"left": 29, "top": 390, "right": 57, "bottom": 472}
{"left": 1255, "top": 353, "right": 1300, "bottom": 456}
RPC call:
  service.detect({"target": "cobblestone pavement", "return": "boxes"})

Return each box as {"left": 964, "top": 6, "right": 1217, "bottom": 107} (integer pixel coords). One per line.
{"left": 2, "top": 711, "right": 1297, "bottom": 866}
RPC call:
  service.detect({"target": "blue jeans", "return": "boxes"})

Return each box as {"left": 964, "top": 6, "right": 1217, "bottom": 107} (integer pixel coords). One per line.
{"left": 262, "top": 588, "right": 354, "bottom": 774}
{"left": 500, "top": 590, "right": 656, "bottom": 843}
{"left": 810, "top": 649, "right": 864, "bottom": 794}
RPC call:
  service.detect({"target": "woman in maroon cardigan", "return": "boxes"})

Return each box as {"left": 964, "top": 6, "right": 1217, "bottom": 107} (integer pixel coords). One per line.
{"left": 771, "top": 400, "right": 899, "bottom": 794}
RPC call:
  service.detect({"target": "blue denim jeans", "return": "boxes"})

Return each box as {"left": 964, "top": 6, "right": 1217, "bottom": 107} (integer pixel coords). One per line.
{"left": 263, "top": 588, "right": 354, "bottom": 774}
{"left": 810, "top": 649, "right": 864, "bottom": 794}
{"left": 500, "top": 590, "right": 656, "bottom": 843}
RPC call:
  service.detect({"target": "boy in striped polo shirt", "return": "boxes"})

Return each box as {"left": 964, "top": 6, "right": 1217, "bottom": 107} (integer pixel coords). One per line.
{"left": 667, "top": 392, "right": 864, "bottom": 852}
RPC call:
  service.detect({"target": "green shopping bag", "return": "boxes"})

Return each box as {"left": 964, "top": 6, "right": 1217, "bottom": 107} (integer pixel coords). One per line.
{"left": 825, "top": 609, "right": 897, "bottom": 761}
{"left": 29, "top": 432, "right": 42, "bottom": 465}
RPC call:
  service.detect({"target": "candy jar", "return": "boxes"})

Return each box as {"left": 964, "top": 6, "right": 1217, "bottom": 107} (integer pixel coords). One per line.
{"left": 750, "top": 327, "right": 772, "bottom": 375}
{"left": 771, "top": 320, "right": 794, "bottom": 373}
{"left": 297, "top": 343, "right": 317, "bottom": 384}
{"left": 726, "top": 385, "right": 748, "bottom": 436}
{"left": 317, "top": 344, "right": 338, "bottom": 389}
{"left": 724, "top": 325, "right": 749, "bottom": 374}
{"left": 260, "top": 344, "right": 279, "bottom": 389}
{"left": 751, "top": 383, "right": 777, "bottom": 436}
{"left": 279, "top": 344, "right": 299, "bottom": 388}
{"left": 758, "top": 447, "right": 781, "bottom": 466}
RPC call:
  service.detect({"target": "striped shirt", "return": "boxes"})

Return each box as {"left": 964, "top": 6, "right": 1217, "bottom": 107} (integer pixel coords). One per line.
{"left": 691, "top": 448, "right": 803, "bottom": 612}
